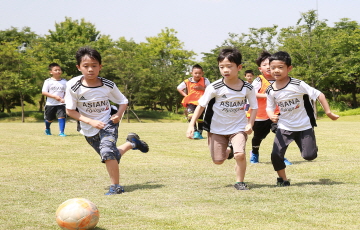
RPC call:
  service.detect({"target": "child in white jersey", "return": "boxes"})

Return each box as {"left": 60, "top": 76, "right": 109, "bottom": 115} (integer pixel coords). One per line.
{"left": 42, "top": 63, "right": 67, "bottom": 136}
{"left": 65, "top": 47, "right": 149, "bottom": 195}
{"left": 266, "top": 51, "right": 339, "bottom": 186}
{"left": 186, "top": 48, "right": 258, "bottom": 190}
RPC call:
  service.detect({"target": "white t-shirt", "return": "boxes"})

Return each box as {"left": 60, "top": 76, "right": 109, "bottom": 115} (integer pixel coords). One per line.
{"left": 176, "top": 77, "right": 211, "bottom": 90}
{"left": 199, "top": 78, "right": 258, "bottom": 135}
{"left": 42, "top": 78, "right": 67, "bottom": 106}
{"left": 266, "top": 78, "right": 321, "bottom": 131}
{"left": 65, "top": 75, "right": 128, "bottom": 137}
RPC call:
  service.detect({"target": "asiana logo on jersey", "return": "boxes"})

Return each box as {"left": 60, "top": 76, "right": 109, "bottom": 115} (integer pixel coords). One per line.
{"left": 82, "top": 100, "right": 110, "bottom": 113}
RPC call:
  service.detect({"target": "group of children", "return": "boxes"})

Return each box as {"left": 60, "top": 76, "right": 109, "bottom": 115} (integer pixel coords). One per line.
{"left": 180, "top": 48, "right": 339, "bottom": 190}
{"left": 41, "top": 46, "right": 338, "bottom": 195}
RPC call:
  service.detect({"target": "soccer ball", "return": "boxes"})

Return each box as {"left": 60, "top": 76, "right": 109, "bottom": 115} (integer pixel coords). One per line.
{"left": 55, "top": 198, "right": 100, "bottom": 230}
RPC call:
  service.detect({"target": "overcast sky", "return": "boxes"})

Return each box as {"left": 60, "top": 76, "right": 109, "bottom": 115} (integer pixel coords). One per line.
{"left": 1, "top": 0, "right": 360, "bottom": 60}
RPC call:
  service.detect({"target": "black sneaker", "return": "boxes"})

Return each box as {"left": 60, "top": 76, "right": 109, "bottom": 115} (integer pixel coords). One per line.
{"left": 126, "top": 132, "right": 149, "bottom": 153}
{"left": 105, "top": 185, "right": 125, "bottom": 195}
{"left": 227, "top": 144, "right": 234, "bottom": 160}
{"left": 277, "top": 177, "right": 290, "bottom": 187}
{"left": 234, "top": 182, "right": 249, "bottom": 190}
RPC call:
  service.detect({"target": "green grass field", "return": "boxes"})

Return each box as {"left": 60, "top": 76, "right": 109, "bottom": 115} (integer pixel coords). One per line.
{"left": 0, "top": 116, "right": 359, "bottom": 229}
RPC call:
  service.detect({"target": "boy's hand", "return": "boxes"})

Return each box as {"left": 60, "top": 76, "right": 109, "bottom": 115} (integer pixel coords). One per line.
{"left": 89, "top": 119, "right": 106, "bottom": 129}
{"left": 186, "top": 126, "right": 195, "bottom": 139}
{"left": 270, "top": 114, "right": 279, "bottom": 123}
{"left": 244, "top": 123, "right": 253, "bottom": 135}
{"left": 326, "top": 112, "right": 340, "bottom": 121}
{"left": 110, "top": 114, "right": 121, "bottom": 124}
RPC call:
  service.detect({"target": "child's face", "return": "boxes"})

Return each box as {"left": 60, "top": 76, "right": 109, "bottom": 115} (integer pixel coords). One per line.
{"left": 76, "top": 55, "right": 102, "bottom": 80}
{"left": 50, "top": 66, "right": 62, "bottom": 78}
{"left": 191, "top": 68, "right": 204, "bottom": 81}
{"left": 258, "top": 59, "right": 271, "bottom": 78}
{"left": 245, "top": 73, "right": 254, "bottom": 83}
{"left": 218, "top": 58, "right": 242, "bottom": 81}
{"left": 269, "top": 60, "right": 292, "bottom": 81}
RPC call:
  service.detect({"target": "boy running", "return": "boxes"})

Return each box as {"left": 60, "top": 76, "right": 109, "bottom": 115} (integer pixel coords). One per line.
{"left": 186, "top": 48, "right": 258, "bottom": 190}
{"left": 266, "top": 51, "right": 339, "bottom": 186}
{"left": 177, "top": 64, "right": 210, "bottom": 139}
{"left": 42, "top": 63, "right": 67, "bottom": 136}
{"left": 65, "top": 47, "right": 149, "bottom": 195}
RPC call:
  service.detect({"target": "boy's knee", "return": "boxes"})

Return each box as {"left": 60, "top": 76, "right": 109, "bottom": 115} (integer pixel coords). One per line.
{"left": 213, "top": 160, "right": 224, "bottom": 165}
{"left": 234, "top": 152, "right": 245, "bottom": 161}
{"left": 303, "top": 154, "right": 317, "bottom": 161}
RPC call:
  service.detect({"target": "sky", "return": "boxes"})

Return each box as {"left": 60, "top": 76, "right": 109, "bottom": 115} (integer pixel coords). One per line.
{"left": 1, "top": 0, "right": 360, "bottom": 60}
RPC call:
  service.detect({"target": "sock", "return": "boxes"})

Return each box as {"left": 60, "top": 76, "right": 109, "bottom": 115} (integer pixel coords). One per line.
{"left": 58, "top": 118, "right": 66, "bottom": 133}
{"left": 130, "top": 142, "right": 136, "bottom": 148}
{"left": 45, "top": 120, "right": 52, "bottom": 129}
{"left": 252, "top": 138, "right": 262, "bottom": 155}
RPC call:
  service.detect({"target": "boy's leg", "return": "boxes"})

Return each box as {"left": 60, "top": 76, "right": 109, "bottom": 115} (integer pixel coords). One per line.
{"left": 207, "top": 132, "right": 228, "bottom": 164}
{"left": 295, "top": 128, "right": 318, "bottom": 161}
{"left": 230, "top": 132, "right": 248, "bottom": 183}
{"left": 250, "top": 119, "right": 272, "bottom": 163}
{"left": 57, "top": 105, "right": 67, "bottom": 136}
{"left": 44, "top": 105, "right": 56, "bottom": 135}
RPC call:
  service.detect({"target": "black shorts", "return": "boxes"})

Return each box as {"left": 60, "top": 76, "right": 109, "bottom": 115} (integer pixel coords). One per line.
{"left": 44, "top": 105, "right": 66, "bottom": 121}
{"left": 252, "top": 119, "right": 273, "bottom": 140}
{"left": 186, "top": 104, "right": 204, "bottom": 121}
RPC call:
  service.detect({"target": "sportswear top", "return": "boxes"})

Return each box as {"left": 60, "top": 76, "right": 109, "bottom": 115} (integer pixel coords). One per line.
{"left": 250, "top": 75, "right": 279, "bottom": 121}
{"left": 178, "top": 77, "right": 210, "bottom": 107}
{"left": 200, "top": 78, "right": 258, "bottom": 135}
{"left": 42, "top": 78, "right": 67, "bottom": 106}
{"left": 266, "top": 77, "right": 321, "bottom": 132}
{"left": 65, "top": 75, "right": 128, "bottom": 137}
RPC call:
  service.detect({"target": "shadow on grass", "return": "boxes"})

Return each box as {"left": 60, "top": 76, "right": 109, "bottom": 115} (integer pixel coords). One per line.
{"left": 105, "top": 181, "right": 165, "bottom": 193}
{"left": 224, "top": 178, "right": 343, "bottom": 190}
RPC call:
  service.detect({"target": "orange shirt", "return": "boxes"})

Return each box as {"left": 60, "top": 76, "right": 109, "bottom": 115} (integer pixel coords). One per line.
{"left": 248, "top": 75, "right": 279, "bottom": 119}
{"left": 181, "top": 77, "right": 205, "bottom": 107}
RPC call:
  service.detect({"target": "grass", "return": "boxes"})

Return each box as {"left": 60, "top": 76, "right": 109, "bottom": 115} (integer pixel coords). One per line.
{"left": 0, "top": 117, "right": 360, "bottom": 229}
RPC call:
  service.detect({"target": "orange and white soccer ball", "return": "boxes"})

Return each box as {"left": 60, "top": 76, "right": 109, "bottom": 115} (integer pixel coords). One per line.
{"left": 55, "top": 198, "right": 100, "bottom": 230}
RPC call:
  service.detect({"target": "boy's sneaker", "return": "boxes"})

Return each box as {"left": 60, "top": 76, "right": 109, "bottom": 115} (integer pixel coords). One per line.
{"left": 105, "top": 185, "right": 125, "bottom": 195}
{"left": 250, "top": 151, "right": 259, "bottom": 163}
{"left": 193, "top": 131, "right": 200, "bottom": 139}
{"left": 284, "top": 158, "right": 292, "bottom": 165}
{"left": 45, "top": 129, "right": 51, "bottom": 135}
{"left": 277, "top": 177, "right": 290, "bottom": 187}
{"left": 126, "top": 132, "right": 149, "bottom": 153}
{"left": 197, "top": 133, "right": 204, "bottom": 139}
{"left": 59, "top": 132, "right": 66, "bottom": 137}
{"left": 227, "top": 144, "right": 234, "bottom": 160}
{"left": 234, "top": 182, "right": 249, "bottom": 190}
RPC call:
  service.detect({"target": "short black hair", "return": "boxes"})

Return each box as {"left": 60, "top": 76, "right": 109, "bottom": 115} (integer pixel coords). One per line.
{"left": 244, "top": 70, "right": 254, "bottom": 75}
{"left": 75, "top": 47, "right": 102, "bottom": 65}
{"left": 256, "top": 51, "right": 272, "bottom": 67}
{"left": 192, "top": 64, "right": 203, "bottom": 71}
{"left": 269, "top": 51, "right": 292, "bottom": 66}
{"left": 48, "top": 63, "right": 61, "bottom": 71}
{"left": 217, "top": 48, "right": 242, "bottom": 66}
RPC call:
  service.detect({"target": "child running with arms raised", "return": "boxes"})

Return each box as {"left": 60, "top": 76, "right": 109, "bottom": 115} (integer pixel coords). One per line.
{"left": 65, "top": 47, "right": 149, "bottom": 195}
{"left": 186, "top": 48, "right": 258, "bottom": 190}
{"left": 266, "top": 51, "right": 339, "bottom": 186}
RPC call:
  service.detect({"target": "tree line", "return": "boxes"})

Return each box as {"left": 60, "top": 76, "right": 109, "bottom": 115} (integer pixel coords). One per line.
{"left": 0, "top": 10, "right": 359, "bottom": 118}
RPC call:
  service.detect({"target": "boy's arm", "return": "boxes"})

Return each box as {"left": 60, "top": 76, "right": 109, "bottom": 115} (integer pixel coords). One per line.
{"left": 110, "top": 103, "right": 127, "bottom": 124}
{"left": 317, "top": 93, "right": 340, "bottom": 120}
{"left": 66, "top": 109, "right": 106, "bottom": 129}
{"left": 245, "top": 108, "right": 257, "bottom": 135}
{"left": 42, "top": 91, "right": 64, "bottom": 103}
{"left": 186, "top": 105, "right": 205, "bottom": 139}
{"left": 177, "top": 88, "right": 187, "bottom": 97}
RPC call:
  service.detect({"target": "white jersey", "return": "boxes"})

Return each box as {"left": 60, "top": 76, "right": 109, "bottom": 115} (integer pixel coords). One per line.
{"left": 200, "top": 78, "right": 258, "bottom": 135}
{"left": 42, "top": 78, "right": 67, "bottom": 106}
{"left": 266, "top": 78, "right": 321, "bottom": 131}
{"left": 65, "top": 75, "right": 128, "bottom": 137}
